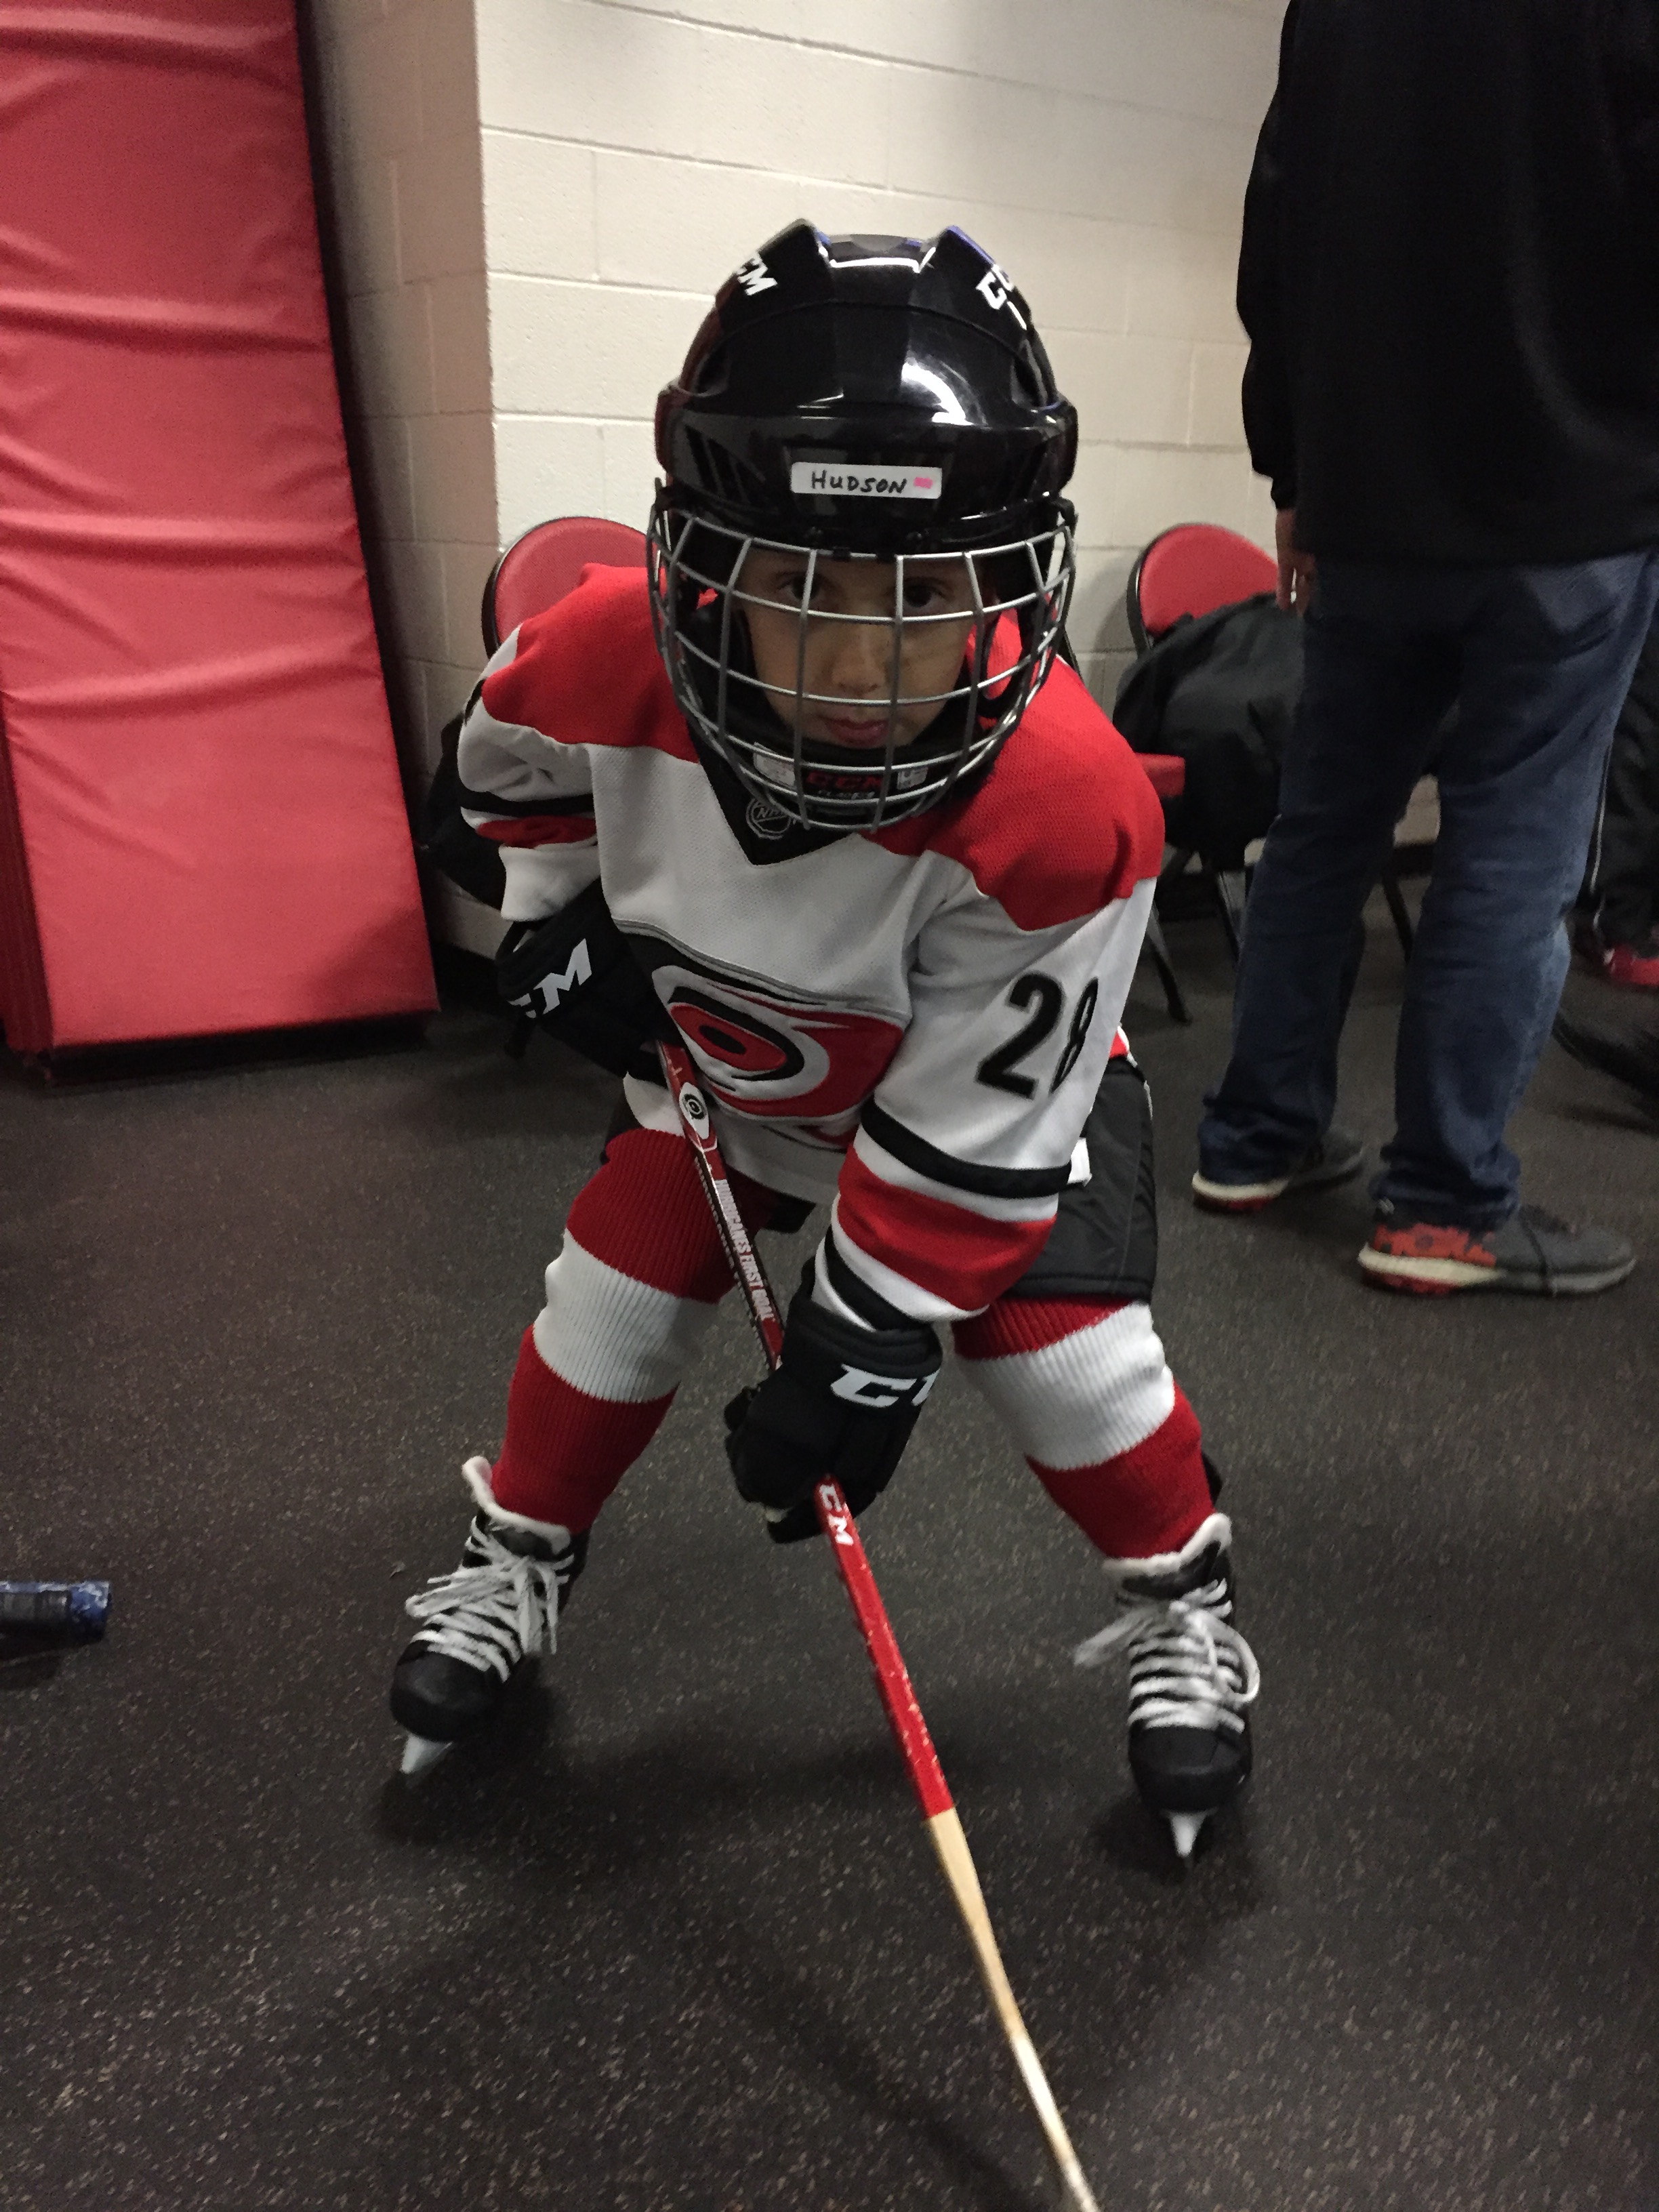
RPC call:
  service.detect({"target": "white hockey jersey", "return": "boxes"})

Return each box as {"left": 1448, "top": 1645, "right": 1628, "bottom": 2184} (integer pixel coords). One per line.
{"left": 457, "top": 565, "right": 1164, "bottom": 1326}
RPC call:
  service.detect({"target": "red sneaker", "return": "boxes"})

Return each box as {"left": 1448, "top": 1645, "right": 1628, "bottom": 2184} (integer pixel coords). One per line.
{"left": 1596, "top": 936, "right": 1659, "bottom": 990}
{"left": 1358, "top": 1205, "right": 1635, "bottom": 1296}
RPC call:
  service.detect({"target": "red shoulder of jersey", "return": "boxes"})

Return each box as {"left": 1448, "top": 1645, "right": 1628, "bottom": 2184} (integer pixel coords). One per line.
{"left": 479, "top": 565, "right": 696, "bottom": 762}
{"left": 869, "top": 658, "right": 1166, "bottom": 931}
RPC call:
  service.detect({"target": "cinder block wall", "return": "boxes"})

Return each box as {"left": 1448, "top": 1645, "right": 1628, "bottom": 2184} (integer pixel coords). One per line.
{"left": 310, "top": 0, "right": 1284, "bottom": 947}
{"left": 478, "top": 0, "right": 1281, "bottom": 704}
{"left": 308, "top": 0, "right": 496, "bottom": 794}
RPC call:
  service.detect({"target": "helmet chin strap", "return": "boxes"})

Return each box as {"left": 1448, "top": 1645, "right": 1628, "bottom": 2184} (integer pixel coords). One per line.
{"left": 750, "top": 708, "right": 941, "bottom": 796}
{"left": 754, "top": 751, "right": 930, "bottom": 800}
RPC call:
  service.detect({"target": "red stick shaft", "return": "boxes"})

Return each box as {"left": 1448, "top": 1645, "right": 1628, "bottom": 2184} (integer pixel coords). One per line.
{"left": 658, "top": 1042, "right": 954, "bottom": 1820}
{"left": 806, "top": 1478, "right": 954, "bottom": 1818}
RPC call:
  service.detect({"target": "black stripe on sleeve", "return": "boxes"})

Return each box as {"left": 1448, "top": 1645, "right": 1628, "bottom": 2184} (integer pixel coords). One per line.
{"left": 822, "top": 1231, "right": 918, "bottom": 1332}
{"left": 859, "top": 1100, "right": 1073, "bottom": 1200}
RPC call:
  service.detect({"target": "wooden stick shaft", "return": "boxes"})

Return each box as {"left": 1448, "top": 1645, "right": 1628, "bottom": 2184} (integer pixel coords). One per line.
{"left": 927, "top": 1809, "right": 1102, "bottom": 2212}
{"left": 657, "top": 1041, "right": 1103, "bottom": 2212}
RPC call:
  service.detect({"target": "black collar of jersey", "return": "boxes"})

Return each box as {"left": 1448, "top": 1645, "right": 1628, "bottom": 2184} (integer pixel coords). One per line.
{"left": 685, "top": 722, "right": 849, "bottom": 865}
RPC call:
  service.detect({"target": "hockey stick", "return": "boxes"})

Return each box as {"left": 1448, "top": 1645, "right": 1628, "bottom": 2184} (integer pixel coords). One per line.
{"left": 658, "top": 1040, "right": 1103, "bottom": 2212}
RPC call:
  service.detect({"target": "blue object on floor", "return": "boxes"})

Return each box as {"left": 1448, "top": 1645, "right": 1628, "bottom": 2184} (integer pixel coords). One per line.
{"left": 0, "top": 1580, "right": 110, "bottom": 1639}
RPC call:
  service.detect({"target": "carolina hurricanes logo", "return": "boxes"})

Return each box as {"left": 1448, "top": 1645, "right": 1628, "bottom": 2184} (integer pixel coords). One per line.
{"left": 667, "top": 987, "right": 806, "bottom": 1083}
{"left": 647, "top": 955, "right": 903, "bottom": 1119}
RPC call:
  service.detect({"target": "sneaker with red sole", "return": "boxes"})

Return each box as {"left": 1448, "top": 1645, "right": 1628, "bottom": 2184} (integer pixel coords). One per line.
{"left": 1595, "top": 935, "right": 1659, "bottom": 989}
{"left": 1191, "top": 1125, "right": 1365, "bottom": 1214}
{"left": 1358, "top": 1204, "right": 1635, "bottom": 1296}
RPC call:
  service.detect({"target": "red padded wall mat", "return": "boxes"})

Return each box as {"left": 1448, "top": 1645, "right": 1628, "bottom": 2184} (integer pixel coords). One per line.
{"left": 0, "top": 1, "right": 434, "bottom": 1051}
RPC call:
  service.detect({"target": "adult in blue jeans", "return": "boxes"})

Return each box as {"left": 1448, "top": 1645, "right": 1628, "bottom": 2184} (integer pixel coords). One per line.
{"left": 1194, "top": 0, "right": 1659, "bottom": 1296}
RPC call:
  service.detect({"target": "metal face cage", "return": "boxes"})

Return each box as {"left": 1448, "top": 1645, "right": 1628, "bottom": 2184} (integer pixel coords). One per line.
{"left": 647, "top": 497, "right": 1077, "bottom": 832}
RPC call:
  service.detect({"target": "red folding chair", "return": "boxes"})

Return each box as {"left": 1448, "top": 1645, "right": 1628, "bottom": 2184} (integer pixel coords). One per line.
{"left": 1127, "top": 522, "right": 1277, "bottom": 654}
{"left": 1049, "top": 628, "right": 1189, "bottom": 1023}
{"left": 1132, "top": 750, "right": 1197, "bottom": 1024}
{"left": 483, "top": 514, "right": 650, "bottom": 652}
{"left": 474, "top": 516, "right": 651, "bottom": 1054}
{"left": 1126, "top": 521, "right": 1416, "bottom": 973}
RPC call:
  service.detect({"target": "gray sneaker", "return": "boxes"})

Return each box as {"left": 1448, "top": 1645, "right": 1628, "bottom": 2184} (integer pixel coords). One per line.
{"left": 1192, "top": 1125, "right": 1366, "bottom": 1214}
{"left": 1359, "top": 1204, "right": 1636, "bottom": 1296}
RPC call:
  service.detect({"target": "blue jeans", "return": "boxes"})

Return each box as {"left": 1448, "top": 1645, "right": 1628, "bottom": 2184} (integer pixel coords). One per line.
{"left": 1197, "top": 551, "right": 1659, "bottom": 1226}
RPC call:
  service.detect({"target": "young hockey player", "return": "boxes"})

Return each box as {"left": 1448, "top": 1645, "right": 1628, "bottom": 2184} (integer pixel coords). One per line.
{"left": 392, "top": 223, "right": 1259, "bottom": 1858}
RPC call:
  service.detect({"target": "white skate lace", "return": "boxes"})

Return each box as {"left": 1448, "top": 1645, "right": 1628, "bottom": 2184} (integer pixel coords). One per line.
{"left": 1073, "top": 1572, "right": 1261, "bottom": 1737}
{"left": 404, "top": 1523, "right": 567, "bottom": 1683}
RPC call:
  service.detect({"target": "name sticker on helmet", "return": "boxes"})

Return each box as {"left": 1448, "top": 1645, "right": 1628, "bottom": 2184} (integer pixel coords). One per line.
{"left": 789, "top": 462, "right": 943, "bottom": 501}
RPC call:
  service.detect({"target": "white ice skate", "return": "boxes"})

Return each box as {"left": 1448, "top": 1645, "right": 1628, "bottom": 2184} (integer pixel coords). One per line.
{"left": 1074, "top": 1512, "right": 1259, "bottom": 1860}
{"left": 390, "top": 1457, "right": 586, "bottom": 1777}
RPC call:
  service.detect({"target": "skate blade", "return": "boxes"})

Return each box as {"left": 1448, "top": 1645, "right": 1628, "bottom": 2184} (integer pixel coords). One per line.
{"left": 1167, "top": 1811, "right": 1206, "bottom": 1861}
{"left": 401, "top": 1732, "right": 452, "bottom": 1778}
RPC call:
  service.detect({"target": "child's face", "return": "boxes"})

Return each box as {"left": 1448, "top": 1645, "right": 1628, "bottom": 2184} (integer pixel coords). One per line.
{"left": 736, "top": 548, "right": 979, "bottom": 751}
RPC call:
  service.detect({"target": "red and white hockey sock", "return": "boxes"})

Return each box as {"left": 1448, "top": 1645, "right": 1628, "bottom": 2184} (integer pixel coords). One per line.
{"left": 491, "top": 1125, "right": 762, "bottom": 1530}
{"left": 953, "top": 1297, "right": 1213, "bottom": 1561}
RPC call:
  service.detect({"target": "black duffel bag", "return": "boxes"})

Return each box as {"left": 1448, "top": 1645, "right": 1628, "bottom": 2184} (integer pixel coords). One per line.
{"left": 1113, "top": 594, "right": 1303, "bottom": 870}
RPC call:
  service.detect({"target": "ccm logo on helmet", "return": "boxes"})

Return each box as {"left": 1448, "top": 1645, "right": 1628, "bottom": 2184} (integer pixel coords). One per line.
{"left": 788, "top": 462, "right": 942, "bottom": 501}
{"left": 976, "top": 262, "right": 1028, "bottom": 329}
{"left": 830, "top": 1367, "right": 939, "bottom": 1410}
{"left": 733, "top": 251, "right": 777, "bottom": 298}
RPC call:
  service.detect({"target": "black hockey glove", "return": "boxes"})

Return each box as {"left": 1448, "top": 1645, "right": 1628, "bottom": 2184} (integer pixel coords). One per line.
{"left": 723, "top": 1277, "right": 941, "bottom": 1545}
{"left": 495, "top": 879, "right": 670, "bottom": 1076}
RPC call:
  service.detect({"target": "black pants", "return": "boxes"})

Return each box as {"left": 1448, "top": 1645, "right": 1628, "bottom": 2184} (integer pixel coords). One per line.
{"left": 1586, "top": 603, "right": 1659, "bottom": 947}
{"left": 1006, "top": 1052, "right": 1158, "bottom": 1303}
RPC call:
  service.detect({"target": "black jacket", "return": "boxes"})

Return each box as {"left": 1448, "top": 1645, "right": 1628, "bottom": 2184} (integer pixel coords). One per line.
{"left": 1240, "top": 0, "right": 1659, "bottom": 564}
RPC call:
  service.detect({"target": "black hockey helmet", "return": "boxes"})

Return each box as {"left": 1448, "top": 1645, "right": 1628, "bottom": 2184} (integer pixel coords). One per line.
{"left": 648, "top": 222, "right": 1078, "bottom": 831}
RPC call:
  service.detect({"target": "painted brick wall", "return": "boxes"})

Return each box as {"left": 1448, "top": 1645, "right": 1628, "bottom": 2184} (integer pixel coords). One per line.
{"left": 310, "top": 0, "right": 1285, "bottom": 945}
{"left": 308, "top": 0, "right": 495, "bottom": 796}
{"left": 476, "top": 0, "right": 1284, "bottom": 712}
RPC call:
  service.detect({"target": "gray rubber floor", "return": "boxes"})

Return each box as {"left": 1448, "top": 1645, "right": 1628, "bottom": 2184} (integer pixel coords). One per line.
{"left": 3, "top": 901, "right": 1656, "bottom": 2212}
